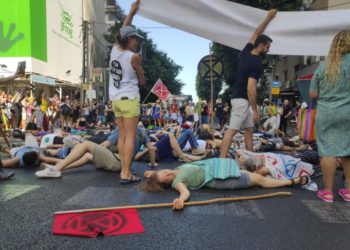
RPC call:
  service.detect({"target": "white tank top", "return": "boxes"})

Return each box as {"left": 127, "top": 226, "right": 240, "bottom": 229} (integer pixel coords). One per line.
{"left": 109, "top": 46, "right": 140, "bottom": 101}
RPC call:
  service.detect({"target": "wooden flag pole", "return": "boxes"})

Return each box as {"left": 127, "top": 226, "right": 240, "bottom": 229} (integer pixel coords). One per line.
{"left": 142, "top": 90, "right": 154, "bottom": 104}
{"left": 209, "top": 43, "right": 215, "bottom": 130}
{"left": 55, "top": 192, "right": 292, "bottom": 215}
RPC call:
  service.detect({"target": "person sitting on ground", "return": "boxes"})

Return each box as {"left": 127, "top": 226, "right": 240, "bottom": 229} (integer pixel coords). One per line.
{"left": 35, "top": 141, "right": 120, "bottom": 178}
{"left": 140, "top": 157, "right": 309, "bottom": 210}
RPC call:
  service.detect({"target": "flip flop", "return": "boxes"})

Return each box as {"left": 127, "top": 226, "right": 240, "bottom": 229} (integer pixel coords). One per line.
{"left": 317, "top": 189, "right": 333, "bottom": 203}
{"left": 120, "top": 175, "right": 141, "bottom": 185}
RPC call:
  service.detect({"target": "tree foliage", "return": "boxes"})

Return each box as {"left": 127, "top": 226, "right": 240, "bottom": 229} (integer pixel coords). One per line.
{"left": 104, "top": 20, "right": 184, "bottom": 102}
{"left": 196, "top": 0, "right": 304, "bottom": 103}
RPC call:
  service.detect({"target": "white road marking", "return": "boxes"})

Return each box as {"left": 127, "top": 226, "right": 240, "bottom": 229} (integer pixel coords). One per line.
{"left": 0, "top": 184, "right": 40, "bottom": 202}
{"left": 303, "top": 200, "right": 350, "bottom": 223}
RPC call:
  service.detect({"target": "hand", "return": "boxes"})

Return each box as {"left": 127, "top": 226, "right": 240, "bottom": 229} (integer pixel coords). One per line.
{"left": 253, "top": 111, "right": 260, "bottom": 123}
{"left": 173, "top": 198, "right": 185, "bottom": 210}
{"left": 130, "top": 0, "right": 140, "bottom": 15}
{"left": 267, "top": 9, "right": 278, "bottom": 20}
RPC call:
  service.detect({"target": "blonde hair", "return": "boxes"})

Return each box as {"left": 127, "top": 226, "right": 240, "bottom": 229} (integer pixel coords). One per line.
{"left": 324, "top": 30, "right": 350, "bottom": 87}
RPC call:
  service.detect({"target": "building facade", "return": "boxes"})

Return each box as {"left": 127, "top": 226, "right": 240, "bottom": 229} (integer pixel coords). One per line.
{"left": 273, "top": 0, "right": 350, "bottom": 93}
{"left": 0, "top": 0, "right": 117, "bottom": 100}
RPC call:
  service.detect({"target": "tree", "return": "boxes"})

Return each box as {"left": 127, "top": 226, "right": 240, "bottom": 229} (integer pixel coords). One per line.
{"left": 207, "top": 0, "right": 304, "bottom": 103}
{"left": 104, "top": 19, "right": 184, "bottom": 103}
{"left": 195, "top": 74, "right": 223, "bottom": 101}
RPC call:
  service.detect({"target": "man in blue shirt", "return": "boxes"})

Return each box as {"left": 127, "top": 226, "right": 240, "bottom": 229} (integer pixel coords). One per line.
{"left": 220, "top": 9, "right": 277, "bottom": 158}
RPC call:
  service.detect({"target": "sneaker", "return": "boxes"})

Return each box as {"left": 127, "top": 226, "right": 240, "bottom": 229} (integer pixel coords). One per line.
{"left": 0, "top": 169, "right": 15, "bottom": 180}
{"left": 35, "top": 165, "right": 61, "bottom": 178}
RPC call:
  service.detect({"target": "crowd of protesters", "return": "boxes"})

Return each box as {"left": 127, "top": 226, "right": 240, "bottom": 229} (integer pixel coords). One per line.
{"left": 1, "top": 0, "right": 349, "bottom": 210}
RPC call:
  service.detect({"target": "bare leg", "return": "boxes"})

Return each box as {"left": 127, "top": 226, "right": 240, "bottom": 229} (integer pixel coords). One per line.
{"left": 59, "top": 153, "right": 93, "bottom": 170}
{"left": 116, "top": 117, "right": 125, "bottom": 177}
{"left": 320, "top": 157, "right": 338, "bottom": 193}
{"left": 244, "top": 127, "right": 254, "bottom": 152}
{"left": 54, "top": 141, "right": 95, "bottom": 171}
{"left": 40, "top": 156, "right": 61, "bottom": 164}
{"left": 250, "top": 173, "right": 292, "bottom": 188}
{"left": 120, "top": 117, "right": 138, "bottom": 180}
{"left": 220, "top": 129, "right": 236, "bottom": 158}
{"left": 342, "top": 156, "right": 350, "bottom": 192}
{"left": 168, "top": 133, "right": 186, "bottom": 159}
{"left": 281, "top": 145, "right": 294, "bottom": 152}
{"left": 1, "top": 158, "right": 20, "bottom": 168}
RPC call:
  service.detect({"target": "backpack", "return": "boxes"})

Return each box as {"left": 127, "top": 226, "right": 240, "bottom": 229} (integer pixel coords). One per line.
{"left": 61, "top": 104, "right": 72, "bottom": 116}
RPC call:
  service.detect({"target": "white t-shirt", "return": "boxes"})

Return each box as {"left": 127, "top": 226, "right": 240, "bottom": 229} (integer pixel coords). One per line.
{"left": 109, "top": 46, "right": 140, "bottom": 101}
{"left": 183, "top": 140, "right": 207, "bottom": 152}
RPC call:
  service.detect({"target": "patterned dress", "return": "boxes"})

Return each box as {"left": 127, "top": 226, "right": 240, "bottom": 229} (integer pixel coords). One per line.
{"left": 310, "top": 54, "right": 350, "bottom": 157}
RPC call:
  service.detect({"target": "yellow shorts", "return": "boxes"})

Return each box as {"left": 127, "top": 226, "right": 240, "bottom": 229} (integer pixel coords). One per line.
{"left": 112, "top": 98, "right": 140, "bottom": 118}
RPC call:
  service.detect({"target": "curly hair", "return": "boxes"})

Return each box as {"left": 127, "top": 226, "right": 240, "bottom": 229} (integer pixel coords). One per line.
{"left": 138, "top": 172, "right": 168, "bottom": 192}
{"left": 324, "top": 30, "right": 350, "bottom": 87}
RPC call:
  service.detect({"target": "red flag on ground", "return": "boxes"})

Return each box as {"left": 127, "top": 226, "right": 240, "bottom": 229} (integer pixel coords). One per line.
{"left": 151, "top": 79, "right": 171, "bottom": 101}
{"left": 53, "top": 208, "right": 144, "bottom": 237}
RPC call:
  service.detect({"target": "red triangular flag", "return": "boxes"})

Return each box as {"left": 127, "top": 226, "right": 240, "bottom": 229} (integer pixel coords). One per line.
{"left": 53, "top": 208, "right": 144, "bottom": 237}
{"left": 151, "top": 79, "right": 171, "bottom": 101}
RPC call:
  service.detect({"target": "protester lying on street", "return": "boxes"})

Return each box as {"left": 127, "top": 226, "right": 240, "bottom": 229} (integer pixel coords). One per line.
{"left": 136, "top": 133, "right": 207, "bottom": 167}
{"left": 235, "top": 150, "right": 315, "bottom": 186}
{"left": 253, "top": 137, "right": 311, "bottom": 152}
{"left": 0, "top": 133, "right": 65, "bottom": 169}
{"left": 35, "top": 141, "right": 120, "bottom": 178}
{"left": 140, "top": 158, "right": 310, "bottom": 210}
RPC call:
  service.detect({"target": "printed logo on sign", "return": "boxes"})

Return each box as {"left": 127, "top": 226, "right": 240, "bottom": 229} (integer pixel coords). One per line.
{"left": 0, "top": 21, "right": 24, "bottom": 52}
{"left": 60, "top": 6, "right": 73, "bottom": 39}
{"left": 111, "top": 60, "right": 123, "bottom": 89}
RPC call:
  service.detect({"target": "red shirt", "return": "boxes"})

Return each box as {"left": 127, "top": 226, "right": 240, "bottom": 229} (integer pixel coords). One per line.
{"left": 171, "top": 104, "right": 177, "bottom": 113}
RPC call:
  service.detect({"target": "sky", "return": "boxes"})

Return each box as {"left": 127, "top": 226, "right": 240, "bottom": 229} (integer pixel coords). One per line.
{"left": 118, "top": 0, "right": 210, "bottom": 102}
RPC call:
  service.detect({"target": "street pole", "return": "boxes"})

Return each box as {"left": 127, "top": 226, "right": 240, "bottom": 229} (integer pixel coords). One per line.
{"left": 209, "top": 43, "right": 215, "bottom": 129}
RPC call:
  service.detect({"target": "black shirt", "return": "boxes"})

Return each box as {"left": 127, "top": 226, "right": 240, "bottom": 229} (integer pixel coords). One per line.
{"left": 215, "top": 103, "right": 224, "bottom": 118}
{"left": 231, "top": 43, "right": 264, "bottom": 100}
{"left": 282, "top": 105, "right": 291, "bottom": 119}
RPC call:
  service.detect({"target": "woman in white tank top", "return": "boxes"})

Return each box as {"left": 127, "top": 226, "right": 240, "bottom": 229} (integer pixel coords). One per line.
{"left": 109, "top": 0, "right": 145, "bottom": 184}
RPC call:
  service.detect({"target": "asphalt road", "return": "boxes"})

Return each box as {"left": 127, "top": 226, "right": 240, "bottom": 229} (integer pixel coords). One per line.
{"left": 1, "top": 154, "right": 350, "bottom": 250}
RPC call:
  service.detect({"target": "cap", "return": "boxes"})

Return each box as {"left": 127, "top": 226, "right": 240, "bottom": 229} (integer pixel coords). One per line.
{"left": 120, "top": 26, "right": 144, "bottom": 39}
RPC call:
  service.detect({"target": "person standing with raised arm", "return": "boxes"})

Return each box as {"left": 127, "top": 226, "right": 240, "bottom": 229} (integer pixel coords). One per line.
{"left": 109, "top": 0, "right": 145, "bottom": 184}
{"left": 220, "top": 9, "right": 277, "bottom": 158}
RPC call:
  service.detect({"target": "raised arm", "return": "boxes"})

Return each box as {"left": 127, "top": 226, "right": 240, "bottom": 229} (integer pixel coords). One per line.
{"left": 173, "top": 182, "right": 191, "bottom": 210}
{"left": 123, "top": 0, "right": 140, "bottom": 27}
{"left": 248, "top": 9, "right": 277, "bottom": 44}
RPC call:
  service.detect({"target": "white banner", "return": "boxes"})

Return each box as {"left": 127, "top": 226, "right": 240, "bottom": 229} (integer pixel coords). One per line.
{"left": 139, "top": 0, "right": 350, "bottom": 56}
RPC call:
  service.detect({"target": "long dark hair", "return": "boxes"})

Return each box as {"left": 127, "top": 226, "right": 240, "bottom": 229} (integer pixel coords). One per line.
{"left": 36, "top": 90, "right": 44, "bottom": 106}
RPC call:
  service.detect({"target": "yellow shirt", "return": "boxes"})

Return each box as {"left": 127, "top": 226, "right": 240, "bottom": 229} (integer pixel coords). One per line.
{"left": 41, "top": 98, "right": 48, "bottom": 112}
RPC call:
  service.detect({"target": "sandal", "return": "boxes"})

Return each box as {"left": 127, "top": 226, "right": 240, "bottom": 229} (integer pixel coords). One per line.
{"left": 338, "top": 188, "right": 350, "bottom": 202}
{"left": 317, "top": 189, "right": 333, "bottom": 203}
{"left": 291, "top": 176, "right": 310, "bottom": 188}
{"left": 120, "top": 175, "right": 141, "bottom": 185}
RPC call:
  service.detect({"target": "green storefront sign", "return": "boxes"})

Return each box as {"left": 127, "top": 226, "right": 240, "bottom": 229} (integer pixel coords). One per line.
{"left": 0, "top": 0, "right": 47, "bottom": 62}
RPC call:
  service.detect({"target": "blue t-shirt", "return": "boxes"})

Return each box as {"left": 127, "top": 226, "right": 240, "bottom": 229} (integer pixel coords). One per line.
{"left": 13, "top": 146, "right": 40, "bottom": 168}
{"left": 231, "top": 43, "right": 264, "bottom": 100}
